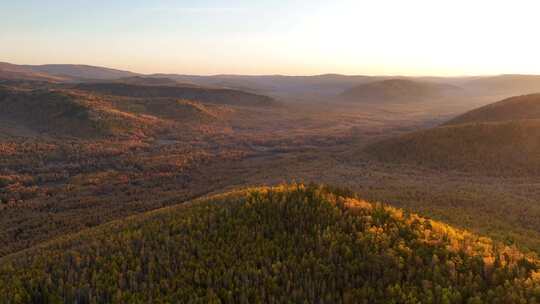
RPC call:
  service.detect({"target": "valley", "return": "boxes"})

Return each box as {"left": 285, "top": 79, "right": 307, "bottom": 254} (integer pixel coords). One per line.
{"left": 5, "top": 1, "right": 540, "bottom": 301}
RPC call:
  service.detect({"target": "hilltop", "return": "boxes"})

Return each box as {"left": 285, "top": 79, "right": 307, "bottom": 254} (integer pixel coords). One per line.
{"left": 0, "top": 62, "right": 138, "bottom": 82}
{"left": 365, "top": 94, "right": 540, "bottom": 175}
{"left": 29, "top": 64, "right": 138, "bottom": 80}
{"left": 338, "top": 79, "right": 461, "bottom": 103}
{"left": 1, "top": 184, "right": 539, "bottom": 303}
{"left": 0, "top": 62, "right": 67, "bottom": 82}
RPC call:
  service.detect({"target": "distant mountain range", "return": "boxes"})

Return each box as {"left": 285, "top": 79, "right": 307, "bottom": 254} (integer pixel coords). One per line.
{"left": 2, "top": 62, "right": 540, "bottom": 102}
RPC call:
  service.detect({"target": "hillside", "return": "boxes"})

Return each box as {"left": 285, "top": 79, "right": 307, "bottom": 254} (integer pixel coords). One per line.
{"left": 0, "top": 62, "right": 66, "bottom": 82}
{"left": 1, "top": 184, "right": 539, "bottom": 303}
{"left": 463, "top": 75, "right": 540, "bottom": 96}
{"left": 26, "top": 64, "right": 139, "bottom": 80}
{"left": 0, "top": 62, "right": 138, "bottom": 82}
{"left": 0, "top": 85, "right": 236, "bottom": 140}
{"left": 0, "top": 87, "right": 112, "bottom": 138}
{"left": 75, "top": 83, "right": 275, "bottom": 107}
{"left": 366, "top": 119, "right": 540, "bottom": 175}
{"left": 339, "top": 79, "right": 461, "bottom": 103}
{"left": 446, "top": 94, "right": 540, "bottom": 125}
{"left": 0, "top": 86, "right": 164, "bottom": 139}
{"left": 115, "top": 76, "right": 189, "bottom": 87}
{"left": 152, "top": 74, "right": 375, "bottom": 99}
{"left": 110, "top": 97, "right": 222, "bottom": 124}
{"left": 365, "top": 93, "right": 540, "bottom": 175}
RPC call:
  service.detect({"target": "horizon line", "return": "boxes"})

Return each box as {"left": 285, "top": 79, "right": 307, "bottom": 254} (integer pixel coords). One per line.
{"left": 2, "top": 60, "right": 539, "bottom": 79}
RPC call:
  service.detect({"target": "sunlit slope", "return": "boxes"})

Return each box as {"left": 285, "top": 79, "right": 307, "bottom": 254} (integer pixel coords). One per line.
{"left": 1, "top": 184, "right": 539, "bottom": 303}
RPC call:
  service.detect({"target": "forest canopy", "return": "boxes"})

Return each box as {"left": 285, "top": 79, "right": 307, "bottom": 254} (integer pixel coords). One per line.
{"left": 1, "top": 184, "right": 540, "bottom": 303}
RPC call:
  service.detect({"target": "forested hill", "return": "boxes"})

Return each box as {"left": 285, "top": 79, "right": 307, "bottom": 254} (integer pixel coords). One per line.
{"left": 445, "top": 94, "right": 540, "bottom": 125}
{"left": 365, "top": 93, "right": 540, "bottom": 176}
{"left": 1, "top": 184, "right": 540, "bottom": 303}
{"left": 74, "top": 82, "right": 276, "bottom": 107}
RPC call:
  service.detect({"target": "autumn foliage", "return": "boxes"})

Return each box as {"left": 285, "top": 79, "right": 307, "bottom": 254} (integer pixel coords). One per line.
{"left": 1, "top": 184, "right": 540, "bottom": 303}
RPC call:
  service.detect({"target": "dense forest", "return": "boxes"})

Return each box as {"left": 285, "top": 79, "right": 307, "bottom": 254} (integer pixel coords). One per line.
{"left": 2, "top": 184, "right": 540, "bottom": 303}
{"left": 365, "top": 94, "right": 540, "bottom": 176}
{"left": 365, "top": 119, "right": 540, "bottom": 176}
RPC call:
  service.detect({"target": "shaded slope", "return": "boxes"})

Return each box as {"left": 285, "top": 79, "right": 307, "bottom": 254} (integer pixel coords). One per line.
{"left": 365, "top": 94, "right": 540, "bottom": 175}
{"left": 1, "top": 185, "right": 539, "bottom": 303}
{"left": 110, "top": 97, "right": 222, "bottom": 124}
{"left": 75, "top": 83, "right": 275, "bottom": 107}
{"left": 366, "top": 119, "right": 540, "bottom": 175}
{"left": 0, "top": 87, "right": 159, "bottom": 138}
{"left": 0, "top": 87, "right": 106, "bottom": 138}
{"left": 446, "top": 94, "right": 540, "bottom": 125}
{"left": 115, "top": 76, "right": 187, "bottom": 87}
{"left": 339, "top": 79, "right": 461, "bottom": 103}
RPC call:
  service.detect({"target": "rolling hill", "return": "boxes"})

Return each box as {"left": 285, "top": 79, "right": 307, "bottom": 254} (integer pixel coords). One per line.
{"left": 366, "top": 94, "right": 540, "bottom": 175}
{"left": 0, "top": 62, "right": 138, "bottom": 82}
{"left": 74, "top": 82, "right": 276, "bottom": 107}
{"left": 0, "top": 84, "right": 238, "bottom": 140}
{"left": 0, "top": 62, "right": 66, "bottom": 82}
{"left": 29, "top": 64, "right": 139, "bottom": 80}
{"left": 445, "top": 94, "right": 540, "bottom": 125}
{"left": 150, "top": 74, "right": 375, "bottom": 100}
{"left": 114, "top": 76, "right": 188, "bottom": 87}
{"left": 0, "top": 86, "right": 162, "bottom": 139}
{"left": 1, "top": 184, "right": 539, "bottom": 303}
{"left": 339, "top": 79, "right": 461, "bottom": 103}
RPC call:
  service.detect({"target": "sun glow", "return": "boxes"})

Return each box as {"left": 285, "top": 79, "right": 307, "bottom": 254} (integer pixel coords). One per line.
{"left": 1, "top": 0, "right": 539, "bottom": 75}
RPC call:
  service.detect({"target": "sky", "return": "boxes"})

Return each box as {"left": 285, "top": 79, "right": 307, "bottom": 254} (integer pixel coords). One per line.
{"left": 1, "top": 0, "right": 540, "bottom": 76}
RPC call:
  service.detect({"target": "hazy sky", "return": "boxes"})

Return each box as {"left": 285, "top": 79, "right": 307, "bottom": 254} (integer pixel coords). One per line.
{"left": 2, "top": 0, "right": 539, "bottom": 76}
